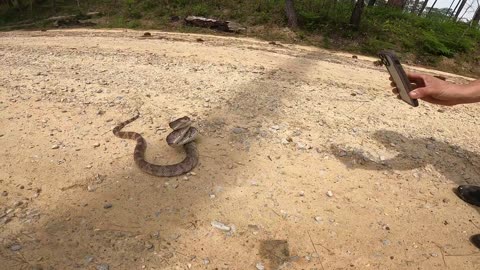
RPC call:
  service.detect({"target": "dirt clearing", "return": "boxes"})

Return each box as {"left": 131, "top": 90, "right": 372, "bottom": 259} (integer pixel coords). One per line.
{"left": 0, "top": 29, "right": 479, "bottom": 269}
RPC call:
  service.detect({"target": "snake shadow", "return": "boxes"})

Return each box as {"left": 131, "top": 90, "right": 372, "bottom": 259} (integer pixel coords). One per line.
{"left": 330, "top": 130, "right": 480, "bottom": 186}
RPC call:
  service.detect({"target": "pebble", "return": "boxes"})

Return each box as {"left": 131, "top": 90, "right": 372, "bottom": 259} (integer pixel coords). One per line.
{"left": 326, "top": 190, "right": 333, "bottom": 197}
{"left": 51, "top": 144, "right": 60, "bottom": 149}
{"left": 203, "top": 258, "right": 210, "bottom": 265}
{"left": 103, "top": 203, "right": 113, "bottom": 209}
{"left": 87, "top": 185, "right": 96, "bottom": 192}
{"left": 1, "top": 191, "right": 7, "bottom": 196}
{"left": 271, "top": 125, "right": 280, "bottom": 130}
{"left": 96, "top": 264, "right": 109, "bottom": 270}
{"left": 183, "top": 176, "right": 189, "bottom": 181}
{"left": 93, "top": 143, "right": 101, "bottom": 148}
{"left": 84, "top": 255, "right": 94, "bottom": 264}
{"left": 296, "top": 142, "right": 307, "bottom": 150}
{"left": 145, "top": 242, "right": 154, "bottom": 250}
{"left": 299, "top": 191, "right": 305, "bottom": 196}
{"left": 9, "top": 243, "right": 22, "bottom": 251}
{"left": 382, "top": 239, "right": 391, "bottom": 246}
{"left": 232, "top": 127, "right": 247, "bottom": 134}
{"left": 256, "top": 262, "right": 265, "bottom": 270}
{"left": 211, "top": 220, "right": 231, "bottom": 231}
{"left": 314, "top": 216, "right": 323, "bottom": 222}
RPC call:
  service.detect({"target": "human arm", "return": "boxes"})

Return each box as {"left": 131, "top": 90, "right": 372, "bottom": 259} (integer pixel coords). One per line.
{"left": 390, "top": 72, "right": 480, "bottom": 106}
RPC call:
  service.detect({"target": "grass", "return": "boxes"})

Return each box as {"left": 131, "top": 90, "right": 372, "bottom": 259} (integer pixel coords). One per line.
{"left": 1, "top": 0, "right": 479, "bottom": 76}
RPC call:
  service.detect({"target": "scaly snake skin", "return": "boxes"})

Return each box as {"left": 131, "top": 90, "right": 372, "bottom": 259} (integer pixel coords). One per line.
{"left": 113, "top": 114, "right": 199, "bottom": 177}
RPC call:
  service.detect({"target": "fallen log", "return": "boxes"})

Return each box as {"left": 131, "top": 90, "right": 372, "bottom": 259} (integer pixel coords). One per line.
{"left": 184, "top": 16, "right": 246, "bottom": 33}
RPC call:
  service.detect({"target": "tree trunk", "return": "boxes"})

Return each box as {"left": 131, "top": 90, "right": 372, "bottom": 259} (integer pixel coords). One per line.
{"left": 447, "top": 0, "right": 457, "bottom": 16}
{"left": 285, "top": 0, "right": 298, "bottom": 29}
{"left": 411, "top": 0, "right": 420, "bottom": 13}
{"left": 367, "top": 0, "right": 376, "bottom": 7}
{"left": 454, "top": 0, "right": 467, "bottom": 19}
{"left": 350, "top": 0, "right": 365, "bottom": 30}
{"left": 418, "top": 0, "right": 429, "bottom": 15}
{"left": 472, "top": 6, "right": 480, "bottom": 25}
{"left": 427, "top": 0, "right": 438, "bottom": 14}
{"left": 387, "top": 0, "right": 406, "bottom": 9}
{"left": 52, "top": 0, "right": 56, "bottom": 15}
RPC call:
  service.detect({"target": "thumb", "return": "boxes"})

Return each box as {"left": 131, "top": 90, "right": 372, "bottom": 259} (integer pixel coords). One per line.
{"left": 409, "top": 86, "right": 432, "bottom": 99}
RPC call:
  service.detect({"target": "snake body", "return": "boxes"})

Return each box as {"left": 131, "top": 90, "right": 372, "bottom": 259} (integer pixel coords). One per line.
{"left": 113, "top": 114, "right": 199, "bottom": 177}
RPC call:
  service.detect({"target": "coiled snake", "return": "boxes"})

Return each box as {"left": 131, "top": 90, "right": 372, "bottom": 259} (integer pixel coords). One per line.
{"left": 113, "top": 114, "right": 199, "bottom": 176}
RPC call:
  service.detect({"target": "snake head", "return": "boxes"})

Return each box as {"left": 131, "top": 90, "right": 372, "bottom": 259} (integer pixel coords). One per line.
{"left": 166, "top": 127, "right": 198, "bottom": 146}
{"left": 169, "top": 116, "right": 191, "bottom": 130}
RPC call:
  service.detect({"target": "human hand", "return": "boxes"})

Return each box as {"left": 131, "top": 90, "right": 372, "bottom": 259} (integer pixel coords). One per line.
{"left": 390, "top": 72, "right": 480, "bottom": 106}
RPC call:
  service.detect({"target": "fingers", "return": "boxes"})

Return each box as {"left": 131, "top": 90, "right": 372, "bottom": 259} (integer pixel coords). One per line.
{"left": 409, "top": 86, "right": 433, "bottom": 99}
{"left": 406, "top": 72, "right": 428, "bottom": 87}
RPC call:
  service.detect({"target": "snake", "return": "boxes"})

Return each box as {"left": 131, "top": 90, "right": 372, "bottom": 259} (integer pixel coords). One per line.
{"left": 113, "top": 114, "right": 199, "bottom": 177}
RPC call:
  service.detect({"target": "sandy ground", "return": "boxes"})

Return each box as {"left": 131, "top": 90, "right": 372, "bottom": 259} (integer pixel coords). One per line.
{"left": 1, "top": 29, "right": 480, "bottom": 270}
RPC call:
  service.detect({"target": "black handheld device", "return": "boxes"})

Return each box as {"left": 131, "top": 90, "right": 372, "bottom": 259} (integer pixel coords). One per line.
{"left": 378, "top": 50, "right": 418, "bottom": 107}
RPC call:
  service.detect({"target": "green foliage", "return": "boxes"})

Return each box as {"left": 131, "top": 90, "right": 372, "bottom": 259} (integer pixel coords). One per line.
{"left": 0, "top": 0, "right": 479, "bottom": 75}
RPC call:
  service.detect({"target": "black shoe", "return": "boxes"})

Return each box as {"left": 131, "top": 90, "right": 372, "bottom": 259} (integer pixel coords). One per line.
{"left": 456, "top": 185, "right": 480, "bottom": 207}
{"left": 470, "top": 234, "right": 480, "bottom": 249}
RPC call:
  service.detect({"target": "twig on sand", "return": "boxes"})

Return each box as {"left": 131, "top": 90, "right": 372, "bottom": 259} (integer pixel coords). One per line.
{"left": 307, "top": 230, "right": 325, "bottom": 270}
{"left": 433, "top": 242, "right": 447, "bottom": 267}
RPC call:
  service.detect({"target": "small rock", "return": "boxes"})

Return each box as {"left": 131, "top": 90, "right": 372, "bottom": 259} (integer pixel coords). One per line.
{"left": 143, "top": 32, "right": 152, "bottom": 37}
{"left": 382, "top": 239, "right": 391, "bottom": 246}
{"left": 96, "top": 264, "right": 109, "bottom": 270}
{"left": 271, "top": 125, "right": 280, "bottom": 130}
{"left": 189, "top": 172, "right": 196, "bottom": 176}
{"left": 183, "top": 176, "right": 189, "bottom": 181}
{"left": 1, "top": 191, "right": 7, "bottom": 196}
{"left": 93, "top": 143, "right": 101, "bottom": 148}
{"left": 299, "top": 191, "right": 305, "bottom": 196}
{"left": 84, "top": 255, "right": 94, "bottom": 264}
{"left": 103, "top": 203, "right": 113, "bottom": 209}
{"left": 145, "top": 242, "right": 154, "bottom": 250}
{"left": 232, "top": 127, "right": 247, "bottom": 134}
{"left": 13, "top": 200, "right": 23, "bottom": 207}
{"left": 256, "top": 262, "right": 265, "bottom": 270}
{"left": 9, "top": 243, "right": 22, "bottom": 251}
{"left": 326, "top": 190, "right": 333, "bottom": 197}
{"left": 203, "top": 258, "right": 210, "bottom": 265}
{"left": 51, "top": 144, "right": 60, "bottom": 149}
{"left": 211, "top": 220, "right": 231, "bottom": 232}
{"left": 314, "top": 216, "right": 323, "bottom": 222}
{"left": 430, "top": 253, "right": 438, "bottom": 257}
{"left": 87, "top": 185, "right": 96, "bottom": 192}
{"left": 296, "top": 142, "right": 307, "bottom": 150}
